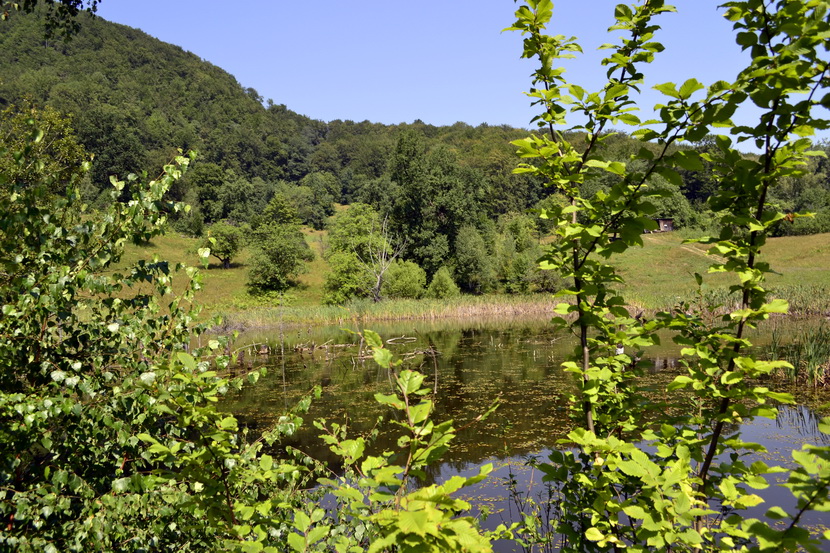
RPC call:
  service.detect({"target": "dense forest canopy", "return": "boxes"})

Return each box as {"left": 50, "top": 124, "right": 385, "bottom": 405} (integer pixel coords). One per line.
{"left": 1, "top": 8, "right": 828, "bottom": 254}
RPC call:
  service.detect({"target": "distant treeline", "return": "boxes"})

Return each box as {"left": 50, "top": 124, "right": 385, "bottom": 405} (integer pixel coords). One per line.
{"left": 2, "top": 9, "right": 828, "bottom": 248}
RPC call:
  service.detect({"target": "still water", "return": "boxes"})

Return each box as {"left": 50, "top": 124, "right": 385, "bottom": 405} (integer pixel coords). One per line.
{"left": 224, "top": 317, "right": 830, "bottom": 549}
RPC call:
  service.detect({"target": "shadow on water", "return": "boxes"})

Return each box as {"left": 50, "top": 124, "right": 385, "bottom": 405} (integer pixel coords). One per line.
{"left": 223, "top": 317, "right": 830, "bottom": 550}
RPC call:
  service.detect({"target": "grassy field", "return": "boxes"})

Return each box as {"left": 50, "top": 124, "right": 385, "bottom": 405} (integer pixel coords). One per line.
{"left": 117, "top": 229, "right": 830, "bottom": 326}
{"left": 615, "top": 232, "right": 830, "bottom": 312}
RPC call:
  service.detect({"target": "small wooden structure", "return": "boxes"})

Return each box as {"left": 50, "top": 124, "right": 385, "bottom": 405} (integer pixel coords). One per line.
{"left": 654, "top": 218, "right": 674, "bottom": 232}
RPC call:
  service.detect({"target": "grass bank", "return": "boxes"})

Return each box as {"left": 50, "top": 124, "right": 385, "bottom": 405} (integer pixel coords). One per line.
{"left": 614, "top": 232, "right": 830, "bottom": 313}
{"left": 118, "top": 229, "right": 830, "bottom": 328}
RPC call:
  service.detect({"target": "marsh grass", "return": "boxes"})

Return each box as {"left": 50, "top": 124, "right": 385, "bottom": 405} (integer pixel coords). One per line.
{"left": 765, "top": 322, "right": 830, "bottom": 386}
{"left": 219, "top": 294, "right": 561, "bottom": 328}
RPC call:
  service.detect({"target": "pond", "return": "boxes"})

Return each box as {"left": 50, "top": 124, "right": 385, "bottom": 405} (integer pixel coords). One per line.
{"left": 223, "top": 316, "right": 830, "bottom": 550}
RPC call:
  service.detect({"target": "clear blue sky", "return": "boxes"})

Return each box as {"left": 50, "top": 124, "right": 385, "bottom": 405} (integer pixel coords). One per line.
{"left": 94, "top": 1, "right": 753, "bottom": 130}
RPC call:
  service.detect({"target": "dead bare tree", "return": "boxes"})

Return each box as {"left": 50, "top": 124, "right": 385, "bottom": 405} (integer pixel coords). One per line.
{"left": 353, "top": 214, "right": 407, "bottom": 302}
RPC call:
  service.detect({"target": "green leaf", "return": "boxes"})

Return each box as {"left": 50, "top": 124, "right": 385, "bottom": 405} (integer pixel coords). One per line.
{"left": 678, "top": 78, "right": 704, "bottom": 99}
{"left": 307, "top": 525, "right": 329, "bottom": 545}
{"left": 177, "top": 352, "right": 197, "bottom": 370}
{"left": 654, "top": 82, "right": 679, "bottom": 98}
{"left": 585, "top": 527, "right": 605, "bottom": 541}
{"left": 606, "top": 161, "right": 626, "bottom": 175}
{"left": 372, "top": 347, "right": 393, "bottom": 369}
{"left": 397, "top": 510, "right": 429, "bottom": 536}
{"left": 762, "top": 298, "right": 788, "bottom": 314}
{"left": 294, "top": 511, "right": 311, "bottom": 533}
{"left": 675, "top": 150, "right": 704, "bottom": 171}
{"left": 112, "top": 477, "right": 130, "bottom": 493}
{"left": 364, "top": 329, "right": 383, "bottom": 349}
{"left": 139, "top": 371, "right": 156, "bottom": 386}
{"left": 287, "top": 532, "right": 305, "bottom": 552}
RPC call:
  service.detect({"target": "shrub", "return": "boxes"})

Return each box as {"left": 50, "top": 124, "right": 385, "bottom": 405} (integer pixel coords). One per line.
{"left": 322, "top": 250, "right": 370, "bottom": 305}
{"left": 247, "top": 222, "right": 314, "bottom": 293}
{"left": 382, "top": 259, "right": 427, "bottom": 299}
{"left": 425, "top": 266, "right": 460, "bottom": 300}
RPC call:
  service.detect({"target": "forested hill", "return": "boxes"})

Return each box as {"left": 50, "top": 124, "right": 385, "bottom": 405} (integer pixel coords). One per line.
{"left": 0, "top": 11, "right": 542, "bottom": 220}
{"left": 0, "top": 10, "right": 318, "bottom": 186}
{"left": 2, "top": 10, "right": 829, "bottom": 240}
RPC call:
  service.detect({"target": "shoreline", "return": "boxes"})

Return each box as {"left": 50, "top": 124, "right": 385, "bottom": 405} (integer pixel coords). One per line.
{"left": 211, "top": 294, "right": 561, "bottom": 332}
{"left": 209, "top": 289, "right": 830, "bottom": 333}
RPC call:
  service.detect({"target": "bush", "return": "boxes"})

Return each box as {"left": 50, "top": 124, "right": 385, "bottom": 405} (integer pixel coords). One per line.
{"left": 247, "top": 223, "right": 314, "bottom": 293}
{"left": 425, "top": 266, "right": 460, "bottom": 300}
{"left": 382, "top": 259, "right": 426, "bottom": 299}
{"left": 0, "top": 151, "right": 258, "bottom": 550}
{"left": 322, "top": 251, "right": 369, "bottom": 305}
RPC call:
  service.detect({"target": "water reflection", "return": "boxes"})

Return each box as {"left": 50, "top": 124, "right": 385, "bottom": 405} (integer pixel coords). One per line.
{"left": 228, "top": 318, "right": 829, "bottom": 459}
{"left": 224, "top": 318, "right": 830, "bottom": 550}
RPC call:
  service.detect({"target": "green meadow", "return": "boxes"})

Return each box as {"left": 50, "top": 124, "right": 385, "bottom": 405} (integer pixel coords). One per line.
{"left": 118, "top": 228, "right": 830, "bottom": 327}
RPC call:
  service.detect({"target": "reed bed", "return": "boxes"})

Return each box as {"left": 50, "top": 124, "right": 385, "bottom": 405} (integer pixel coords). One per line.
{"left": 216, "top": 294, "right": 562, "bottom": 329}
{"left": 774, "top": 285, "right": 830, "bottom": 316}
{"left": 764, "top": 322, "right": 830, "bottom": 387}
{"left": 628, "top": 284, "right": 830, "bottom": 317}
{"left": 216, "top": 282, "right": 830, "bottom": 331}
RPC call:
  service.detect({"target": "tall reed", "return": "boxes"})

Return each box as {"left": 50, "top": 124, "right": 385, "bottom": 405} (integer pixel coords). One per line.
{"left": 764, "top": 323, "right": 830, "bottom": 387}
{"left": 216, "top": 293, "right": 561, "bottom": 329}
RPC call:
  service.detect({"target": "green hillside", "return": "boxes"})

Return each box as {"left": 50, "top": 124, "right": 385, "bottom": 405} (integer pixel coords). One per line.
{"left": 615, "top": 232, "right": 830, "bottom": 312}
{"left": 0, "top": 11, "right": 543, "bottom": 214}
{"left": 0, "top": 10, "right": 317, "bottom": 186}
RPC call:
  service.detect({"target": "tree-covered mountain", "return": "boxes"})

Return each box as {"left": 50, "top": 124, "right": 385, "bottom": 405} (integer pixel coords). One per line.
{"left": 2, "top": 7, "right": 827, "bottom": 252}
{"left": 0, "top": 10, "right": 318, "bottom": 186}
{"left": 0, "top": 11, "right": 545, "bottom": 216}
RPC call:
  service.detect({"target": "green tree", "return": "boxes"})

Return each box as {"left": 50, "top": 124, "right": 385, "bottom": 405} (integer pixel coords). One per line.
{"left": 202, "top": 221, "right": 243, "bottom": 269}
{"left": 391, "top": 141, "right": 482, "bottom": 276}
{"left": 297, "top": 170, "right": 339, "bottom": 229}
{"left": 247, "top": 222, "right": 313, "bottom": 293}
{"left": 74, "top": 104, "right": 146, "bottom": 195}
{"left": 173, "top": 205, "right": 205, "bottom": 237}
{"left": 0, "top": 100, "right": 87, "bottom": 195}
{"left": 218, "top": 173, "right": 273, "bottom": 224}
{"left": 507, "top": 1, "right": 830, "bottom": 551}
{"left": 322, "top": 250, "right": 368, "bottom": 305}
{"left": 186, "top": 161, "right": 225, "bottom": 222}
{"left": 250, "top": 191, "right": 301, "bottom": 229}
{"left": 454, "top": 225, "right": 496, "bottom": 294}
{"left": 322, "top": 204, "right": 381, "bottom": 304}
{"left": 323, "top": 203, "right": 406, "bottom": 303}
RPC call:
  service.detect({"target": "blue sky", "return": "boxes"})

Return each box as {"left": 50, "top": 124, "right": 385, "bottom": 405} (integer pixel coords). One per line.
{"left": 95, "top": 1, "right": 750, "bottom": 130}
